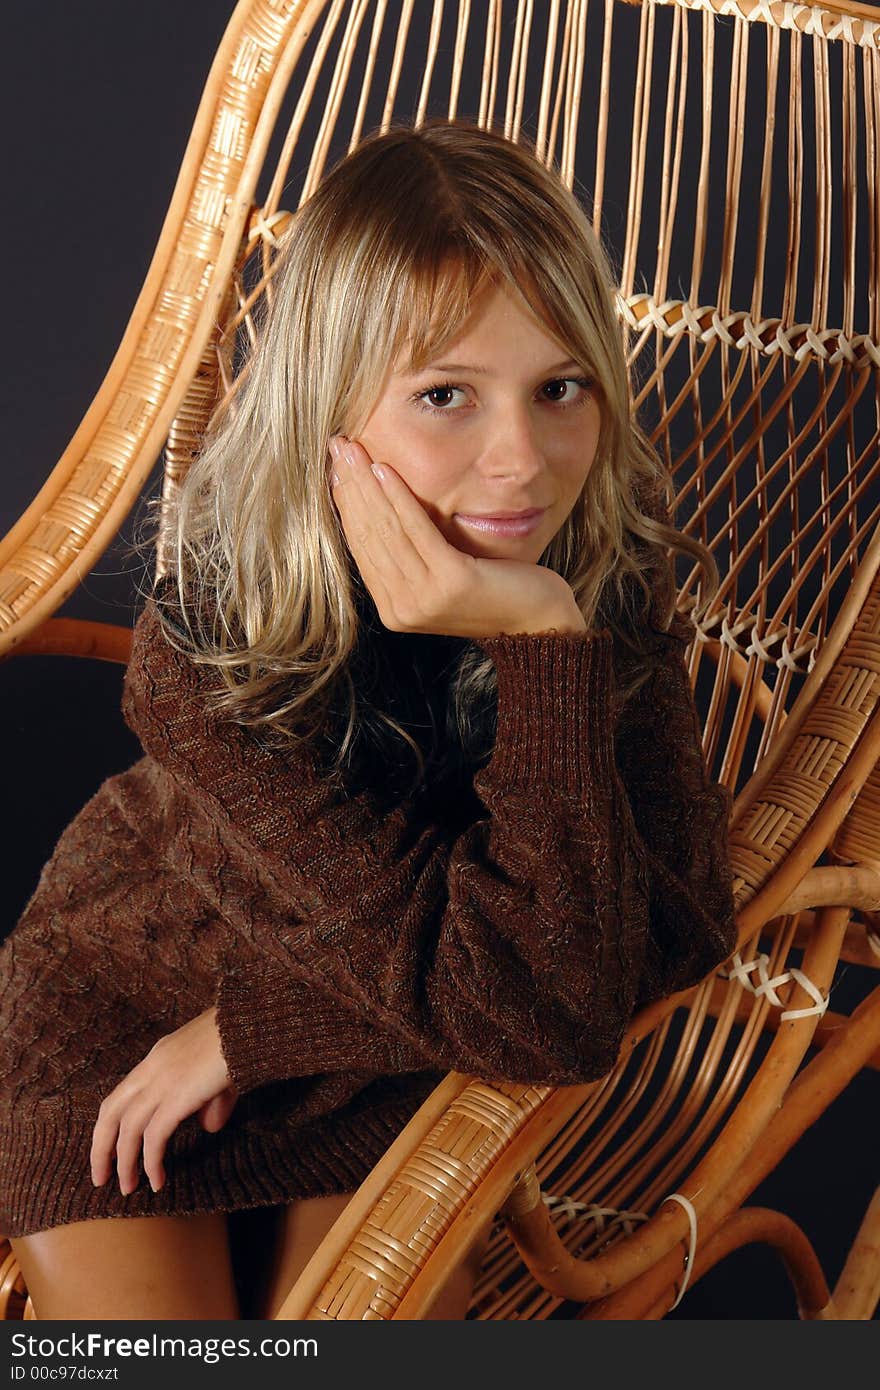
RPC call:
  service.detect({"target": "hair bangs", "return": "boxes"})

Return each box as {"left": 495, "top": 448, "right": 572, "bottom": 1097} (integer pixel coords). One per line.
{"left": 396, "top": 255, "right": 497, "bottom": 378}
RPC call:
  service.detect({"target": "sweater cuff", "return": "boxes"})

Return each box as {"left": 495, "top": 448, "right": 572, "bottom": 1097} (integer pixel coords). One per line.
{"left": 472, "top": 627, "right": 616, "bottom": 794}
{"left": 215, "top": 968, "right": 358, "bottom": 1094}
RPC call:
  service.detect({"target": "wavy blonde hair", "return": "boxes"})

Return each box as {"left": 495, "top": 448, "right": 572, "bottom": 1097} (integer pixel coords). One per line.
{"left": 145, "top": 116, "right": 719, "bottom": 796}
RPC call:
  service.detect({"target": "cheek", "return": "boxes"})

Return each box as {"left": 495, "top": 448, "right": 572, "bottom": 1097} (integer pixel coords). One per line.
{"left": 392, "top": 437, "right": 463, "bottom": 498}
{"left": 567, "top": 423, "right": 600, "bottom": 491}
{"left": 361, "top": 412, "right": 429, "bottom": 466}
{"left": 563, "top": 444, "right": 596, "bottom": 491}
{"left": 585, "top": 406, "right": 603, "bottom": 464}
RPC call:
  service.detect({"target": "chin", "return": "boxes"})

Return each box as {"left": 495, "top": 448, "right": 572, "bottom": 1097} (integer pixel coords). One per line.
{"left": 459, "top": 538, "right": 543, "bottom": 564}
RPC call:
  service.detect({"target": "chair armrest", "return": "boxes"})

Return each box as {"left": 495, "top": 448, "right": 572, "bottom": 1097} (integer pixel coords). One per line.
{"left": 6, "top": 617, "right": 132, "bottom": 664}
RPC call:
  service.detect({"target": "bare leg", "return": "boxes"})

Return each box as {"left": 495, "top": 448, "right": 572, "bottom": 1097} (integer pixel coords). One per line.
{"left": 10, "top": 1212, "right": 240, "bottom": 1320}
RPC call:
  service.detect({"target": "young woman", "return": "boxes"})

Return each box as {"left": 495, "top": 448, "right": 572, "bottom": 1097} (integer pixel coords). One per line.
{"left": 0, "top": 117, "right": 738, "bottom": 1320}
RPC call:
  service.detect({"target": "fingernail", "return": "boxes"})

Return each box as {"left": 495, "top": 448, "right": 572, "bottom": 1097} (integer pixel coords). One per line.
{"left": 329, "top": 438, "right": 340, "bottom": 460}
{"left": 343, "top": 442, "right": 356, "bottom": 466}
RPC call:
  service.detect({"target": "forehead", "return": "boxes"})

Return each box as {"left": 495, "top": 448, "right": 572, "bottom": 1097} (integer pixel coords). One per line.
{"left": 392, "top": 278, "right": 562, "bottom": 377}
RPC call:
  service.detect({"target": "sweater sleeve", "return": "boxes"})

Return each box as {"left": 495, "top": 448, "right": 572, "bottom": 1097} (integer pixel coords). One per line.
{"left": 612, "top": 610, "right": 739, "bottom": 1010}
{"left": 122, "top": 593, "right": 738, "bottom": 1096}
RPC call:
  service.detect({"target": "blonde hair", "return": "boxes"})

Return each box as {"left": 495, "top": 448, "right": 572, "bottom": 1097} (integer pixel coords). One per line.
{"left": 145, "top": 116, "right": 719, "bottom": 796}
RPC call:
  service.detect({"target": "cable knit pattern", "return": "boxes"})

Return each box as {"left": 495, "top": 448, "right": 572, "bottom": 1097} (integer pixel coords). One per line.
{"left": 0, "top": 589, "right": 738, "bottom": 1238}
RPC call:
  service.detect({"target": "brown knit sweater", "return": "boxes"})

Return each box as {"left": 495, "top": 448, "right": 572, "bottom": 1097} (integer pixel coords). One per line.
{"left": 0, "top": 586, "right": 738, "bottom": 1239}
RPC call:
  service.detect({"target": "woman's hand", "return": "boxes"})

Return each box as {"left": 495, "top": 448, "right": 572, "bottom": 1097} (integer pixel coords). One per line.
{"left": 90, "top": 1006, "right": 238, "bottom": 1195}
{"left": 328, "top": 435, "right": 585, "bottom": 639}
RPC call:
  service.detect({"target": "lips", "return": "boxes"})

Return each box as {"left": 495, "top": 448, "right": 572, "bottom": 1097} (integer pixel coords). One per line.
{"left": 458, "top": 511, "right": 542, "bottom": 522}
{"left": 456, "top": 508, "right": 545, "bottom": 521}
{"left": 454, "top": 508, "right": 546, "bottom": 538}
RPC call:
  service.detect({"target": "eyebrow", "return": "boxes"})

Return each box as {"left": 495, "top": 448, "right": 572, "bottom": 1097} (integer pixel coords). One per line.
{"left": 405, "top": 357, "right": 584, "bottom": 378}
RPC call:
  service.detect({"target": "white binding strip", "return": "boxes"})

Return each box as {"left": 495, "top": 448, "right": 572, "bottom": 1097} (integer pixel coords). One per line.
{"left": 663, "top": 1192, "right": 699, "bottom": 1310}
{"left": 718, "top": 950, "right": 829, "bottom": 1019}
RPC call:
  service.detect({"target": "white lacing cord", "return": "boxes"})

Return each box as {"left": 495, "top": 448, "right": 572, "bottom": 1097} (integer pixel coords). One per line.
{"left": 615, "top": 291, "right": 880, "bottom": 370}
{"left": 540, "top": 1192, "right": 650, "bottom": 1239}
{"left": 866, "top": 926, "right": 880, "bottom": 960}
{"left": 535, "top": 1190, "right": 698, "bottom": 1311}
{"left": 718, "top": 949, "right": 829, "bottom": 1019}
{"left": 246, "top": 208, "right": 288, "bottom": 248}
{"left": 661, "top": 1193, "right": 699, "bottom": 1310}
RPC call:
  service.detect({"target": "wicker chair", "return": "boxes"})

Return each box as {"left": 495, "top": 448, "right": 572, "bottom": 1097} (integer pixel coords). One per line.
{"left": 2, "top": 0, "right": 879, "bottom": 1321}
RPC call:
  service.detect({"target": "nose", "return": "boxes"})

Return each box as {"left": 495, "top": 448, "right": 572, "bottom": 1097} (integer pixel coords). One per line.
{"left": 479, "top": 407, "right": 547, "bottom": 486}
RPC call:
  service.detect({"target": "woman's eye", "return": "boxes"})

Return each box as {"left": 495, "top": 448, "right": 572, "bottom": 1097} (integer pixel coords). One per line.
{"left": 411, "top": 377, "right": 593, "bottom": 415}
{"left": 414, "top": 381, "right": 466, "bottom": 413}
{"left": 541, "top": 377, "right": 593, "bottom": 406}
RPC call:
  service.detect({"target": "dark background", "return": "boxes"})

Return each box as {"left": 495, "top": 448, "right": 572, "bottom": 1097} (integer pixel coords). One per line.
{"left": 1, "top": 0, "right": 876, "bottom": 1320}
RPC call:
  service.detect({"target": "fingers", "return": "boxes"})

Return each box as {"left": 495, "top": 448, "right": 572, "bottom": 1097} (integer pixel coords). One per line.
{"left": 91, "top": 1093, "right": 169, "bottom": 1195}
{"left": 198, "top": 1087, "right": 238, "bottom": 1133}
{"left": 332, "top": 436, "right": 428, "bottom": 589}
{"left": 331, "top": 437, "right": 431, "bottom": 552}
{"left": 357, "top": 443, "right": 457, "bottom": 569}
{"left": 88, "top": 1008, "right": 233, "bottom": 1199}
{"left": 330, "top": 437, "right": 453, "bottom": 625}
{"left": 88, "top": 1117, "right": 114, "bottom": 1184}
{"left": 91, "top": 1097, "right": 141, "bottom": 1195}
{"left": 90, "top": 1095, "right": 120, "bottom": 1188}
{"left": 141, "top": 1111, "right": 174, "bottom": 1192}
{"left": 330, "top": 440, "right": 397, "bottom": 616}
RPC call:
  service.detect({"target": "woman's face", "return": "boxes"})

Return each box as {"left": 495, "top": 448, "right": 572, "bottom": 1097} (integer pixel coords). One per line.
{"left": 353, "top": 281, "right": 602, "bottom": 561}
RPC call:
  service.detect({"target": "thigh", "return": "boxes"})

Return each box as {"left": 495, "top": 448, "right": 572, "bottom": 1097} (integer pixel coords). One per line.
{"left": 10, "top": 1211, "right": 240, "bottom": 1321}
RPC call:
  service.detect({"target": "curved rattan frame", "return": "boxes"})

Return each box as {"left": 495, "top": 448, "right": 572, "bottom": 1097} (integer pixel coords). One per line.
{"left": 2, "top": 0, "right": 879, "bottom": 1321}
